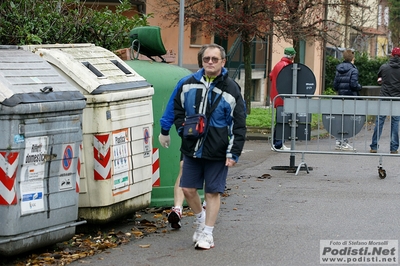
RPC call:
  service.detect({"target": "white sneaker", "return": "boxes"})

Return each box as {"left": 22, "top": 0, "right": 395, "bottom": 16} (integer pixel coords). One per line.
{"left": 192, "top": 220, "right": 205, "bottom": 243}
{"left": 281, "top": 144, "right": 290, "bottom": 150}
{"left": 341, "top": 143, "right": 355, "bottom": 151}
{"left": 271, "top": 144, "right": 290, "bottom": 151}
{"left": 195, "top": 232, "right": 214, "bottom": 250}
{"left": 336, "top": 143, "right": 356, "bottom": 151}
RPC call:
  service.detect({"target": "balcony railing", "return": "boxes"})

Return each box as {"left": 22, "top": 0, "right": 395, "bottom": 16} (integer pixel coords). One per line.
{"left": 225, "top": 36, "right": 268, "bottom": 80}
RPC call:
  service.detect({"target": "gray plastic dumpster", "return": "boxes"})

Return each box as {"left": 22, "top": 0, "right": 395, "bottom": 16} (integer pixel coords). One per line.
{"left": 22, "top": 44, "right": 154, "bottom": 224}
{"left": 0, "top": 46, "right": 86, "bottom": 256}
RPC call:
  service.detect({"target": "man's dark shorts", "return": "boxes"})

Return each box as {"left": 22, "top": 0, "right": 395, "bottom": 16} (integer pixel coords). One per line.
{"left": 180, "top": 155, "right": 228, "bottom": 193}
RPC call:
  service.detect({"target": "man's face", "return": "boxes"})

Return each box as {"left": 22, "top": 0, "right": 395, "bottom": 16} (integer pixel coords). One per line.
{"left": 202, "top": 48, "right": 225, "bottom": 77}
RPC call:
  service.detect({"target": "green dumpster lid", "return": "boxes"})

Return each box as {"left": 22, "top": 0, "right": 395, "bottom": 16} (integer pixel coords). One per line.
{"left": 129, "top": 26, "right": 167, "bottom": 57}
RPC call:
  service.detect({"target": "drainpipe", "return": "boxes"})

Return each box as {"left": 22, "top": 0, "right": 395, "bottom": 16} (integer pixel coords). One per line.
{"left": 266, "top": 31, "right": 273, "bottom": 107}
{"left": 321, "top": 0, "right": 329, "bottom": 93}
{"left": 178, "top": 0, "right": 184, "bottom": 67}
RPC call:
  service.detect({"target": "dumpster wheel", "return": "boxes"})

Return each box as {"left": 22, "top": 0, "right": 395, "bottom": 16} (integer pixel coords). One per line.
{"left": 378, "top": 166, "right": 386, "bottom": 179}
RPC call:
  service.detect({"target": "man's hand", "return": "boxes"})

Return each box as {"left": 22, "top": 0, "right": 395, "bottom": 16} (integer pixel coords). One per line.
{"left": 158, "top": 133, "right": 170, "bottom": 148}
{"left": 225, "top": 158, "right": 236, "bottom": 167}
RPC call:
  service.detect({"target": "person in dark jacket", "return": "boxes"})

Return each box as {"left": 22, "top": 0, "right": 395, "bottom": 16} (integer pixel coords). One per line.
{"left": 173, "top": 44, "right": 246, "bottom": 250}
{"left": 158, "top": 45, "right": 210, "bottom": 229}
{"left": 369, "top": 47, "right": 400, "bottom": 153}
{"left": 333, "top": 49, "right": 362, "bottom": 150}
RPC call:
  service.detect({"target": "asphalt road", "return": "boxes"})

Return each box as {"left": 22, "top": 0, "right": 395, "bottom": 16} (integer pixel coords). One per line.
{"left": 66, "top": 135, "right": 400, "bottom": 266}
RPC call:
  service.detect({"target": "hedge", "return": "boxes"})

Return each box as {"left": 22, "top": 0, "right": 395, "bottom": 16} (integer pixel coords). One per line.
{"left": 324, "top": 53, "right": 389, "bottom": 93}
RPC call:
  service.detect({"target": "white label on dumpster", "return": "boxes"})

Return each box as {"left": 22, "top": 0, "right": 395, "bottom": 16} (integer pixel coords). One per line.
{"left": 112, "top": 129, "right": 130, "bottom": 194}
{"left": 59, "top": 143, "right": 74, "bottom": 191}
{"left": 113, "top": 173, "right": 130, "bottom": 195}
{"left": 112, "top": 129, "right": 129, "bottom": 174}
{"left": 20, "top": 180, "right": 45, "bottom": 215}
{"left": 21, "top": 136, "right": 47, "bottom": 181}
{"left": 143, "top": 127, "right": 151, "bottom": 158}
{"left": 20, "top": 136, "right": 47, "bottom": 215}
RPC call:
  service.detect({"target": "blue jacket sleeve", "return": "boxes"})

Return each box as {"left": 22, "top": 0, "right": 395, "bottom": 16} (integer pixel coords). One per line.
{"left": 349, "top": 68, "right": 362, "bottom": 91}
{"left": 333, "top": 72, "right": 340, "bottom": 91}
{"left": 159, "top": 74, "right": 192, "bottom": 135}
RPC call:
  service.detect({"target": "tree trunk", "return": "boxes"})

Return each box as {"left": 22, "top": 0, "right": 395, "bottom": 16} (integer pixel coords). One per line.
{"left": 293, "top": 39, "right": 300, "bottom": 64}
{"left": 389, "top": 0, "right": 400, "bottom": 47}
{"left": 243, "top": 40, "right": 252, "bottom": 114}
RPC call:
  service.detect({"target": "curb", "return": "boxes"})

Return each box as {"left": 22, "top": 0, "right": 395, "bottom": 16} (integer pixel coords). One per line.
{"left": 246, "top": 132, "right": 269, "bottom": 141}
{"left": 245, "top": 128, "right": 328, "bottom": 141}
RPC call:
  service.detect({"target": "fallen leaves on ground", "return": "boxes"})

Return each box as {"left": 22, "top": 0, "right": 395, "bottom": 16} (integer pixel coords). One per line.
{"left": 258, "top": 173, "right": 272, "bottom": 179}
{"left": 6, "top": 190, "right": 234, "bottom": 265}
{"left": 5, "top": 208, "right": 176, "bottom": 266}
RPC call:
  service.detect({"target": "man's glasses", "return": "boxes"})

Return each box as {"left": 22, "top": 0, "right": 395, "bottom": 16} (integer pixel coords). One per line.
{"left": 202, "top": 56, "right": 223, "bottom": 63}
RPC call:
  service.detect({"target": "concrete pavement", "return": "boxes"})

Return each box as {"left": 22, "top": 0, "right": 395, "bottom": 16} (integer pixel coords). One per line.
{"left": 68, "top": 129, "right": 400, "bottom": 266}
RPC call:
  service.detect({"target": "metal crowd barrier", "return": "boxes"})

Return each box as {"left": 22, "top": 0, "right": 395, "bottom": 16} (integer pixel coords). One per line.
{"left": 271, "top": 94, "right": 400, "bottom": 178}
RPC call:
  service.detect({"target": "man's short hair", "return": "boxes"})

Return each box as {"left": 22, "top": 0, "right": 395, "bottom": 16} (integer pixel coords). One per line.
{"left": 198, "top": 43, "right": 226, "bottom": 67}
{"left": 197, "top": 44, "right": 210, "bottom": 68}
{"left": 343, "top": 49, "right": 355, "bottom": 62}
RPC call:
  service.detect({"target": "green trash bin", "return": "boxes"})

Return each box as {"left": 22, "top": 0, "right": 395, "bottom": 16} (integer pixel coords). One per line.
{"left": 126, "top": 60, "right": 203, "bottom": 207}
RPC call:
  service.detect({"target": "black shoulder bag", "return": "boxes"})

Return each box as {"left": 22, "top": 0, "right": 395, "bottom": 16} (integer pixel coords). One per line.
{"left": 183, "top": 91, "right": 223, "bottom": 139}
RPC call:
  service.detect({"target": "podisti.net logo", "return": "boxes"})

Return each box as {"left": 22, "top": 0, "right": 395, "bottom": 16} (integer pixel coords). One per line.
{"left": 320, "top": 240, "right": 398, "bottom": 264}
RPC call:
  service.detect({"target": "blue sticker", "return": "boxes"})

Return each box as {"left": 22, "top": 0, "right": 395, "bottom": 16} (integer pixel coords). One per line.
{"left": 22, "top": 192, "right": 43, "bottom": 201}
{"left": 14, "top": 134, "right": 25, "bottom": 144}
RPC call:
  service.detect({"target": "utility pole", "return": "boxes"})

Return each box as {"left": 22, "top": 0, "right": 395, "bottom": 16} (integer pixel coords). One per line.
{"left": 321, "top": 0, "right": 328, "bottom": 93}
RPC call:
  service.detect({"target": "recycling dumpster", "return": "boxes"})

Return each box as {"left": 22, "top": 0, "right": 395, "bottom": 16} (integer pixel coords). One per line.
{"left": 0, "top": 46, "right": 86, "bottom": 256}
{"left": 125, "top": 59, "right": 196, "bottom": 207}
{"left": 22, "top": 44, "right": 154, "bottom": 224}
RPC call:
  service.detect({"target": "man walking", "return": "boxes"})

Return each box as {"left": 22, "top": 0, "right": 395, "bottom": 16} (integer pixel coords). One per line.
{"left": 370, "top": 47, "right": 400, "bottom": 154}
{"left": 173, "top": 44, "right": 246, "bottom": 249}
{"left": 158, "top": 45, "right": 210, "bottom": 229}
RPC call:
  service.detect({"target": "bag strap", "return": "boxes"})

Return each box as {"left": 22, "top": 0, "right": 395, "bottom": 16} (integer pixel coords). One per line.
{"left": 205, "top": 78, "right": 227, "bottom": 118}
{"left": 206, "top": 94, "right": 222, "bottom": 118}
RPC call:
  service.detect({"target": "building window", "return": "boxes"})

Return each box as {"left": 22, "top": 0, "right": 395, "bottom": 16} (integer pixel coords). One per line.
{"left": 378, "top": 5, "right": 382, "bottom": 26}
{"left": 190, "top": 22, "right": 203, "bottom": 45}
{"left": 251, "top": 79, "right": 261, "bottom": 102}
{"left": 384, "top": 6, "right": 389, "bottom": 27}
{"left": 350, "top": 33, "right": 368, "bottom": 52}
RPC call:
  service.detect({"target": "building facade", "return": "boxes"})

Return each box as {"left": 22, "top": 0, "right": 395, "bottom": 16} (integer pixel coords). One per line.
{"left": 85, "top": 0, "right": 390, "bottom": 106}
